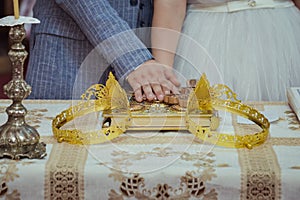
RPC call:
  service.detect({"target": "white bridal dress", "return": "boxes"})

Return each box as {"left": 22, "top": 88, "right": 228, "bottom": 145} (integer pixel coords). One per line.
{"left": 174, "top": 0, "right": 300, "bottom": 101}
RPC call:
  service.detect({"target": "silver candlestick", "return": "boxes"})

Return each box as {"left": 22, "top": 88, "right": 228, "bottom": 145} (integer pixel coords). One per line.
{"left": 0, "top": 16, "right": 46, "bottom": 159}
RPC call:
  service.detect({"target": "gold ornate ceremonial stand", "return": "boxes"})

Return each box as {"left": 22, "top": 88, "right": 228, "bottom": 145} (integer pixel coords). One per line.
{"left": 0, "top": 17, "right": 46, "bottom": 159}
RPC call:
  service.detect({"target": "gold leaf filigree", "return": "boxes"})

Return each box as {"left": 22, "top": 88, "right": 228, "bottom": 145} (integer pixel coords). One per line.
{"left": 81, "top": 83, "right": 108, "bottom": 101}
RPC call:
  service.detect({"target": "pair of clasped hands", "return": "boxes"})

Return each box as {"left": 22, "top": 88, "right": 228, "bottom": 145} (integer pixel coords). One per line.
{"left": 126, "top": 59, "right": 180, "bottom": 102}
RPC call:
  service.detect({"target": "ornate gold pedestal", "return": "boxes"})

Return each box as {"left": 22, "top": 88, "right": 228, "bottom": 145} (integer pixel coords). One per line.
{"left": 0, "top": 21, "right": 46, "bottom": 159}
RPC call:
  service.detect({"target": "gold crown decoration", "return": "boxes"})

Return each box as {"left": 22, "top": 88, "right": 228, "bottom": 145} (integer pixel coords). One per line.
{"left": 187, "top": 74, "right": 269, "bottom": 149}
{"left": 52, "top": 72, "right": 270, "bottom": 149}
{"left": 52, "top": 73, "right": 130, "bottom": 144}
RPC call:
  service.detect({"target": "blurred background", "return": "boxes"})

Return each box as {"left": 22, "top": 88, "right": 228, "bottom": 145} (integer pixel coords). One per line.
{"left": 0, "top": 0, "right": 34, "bottom": 98}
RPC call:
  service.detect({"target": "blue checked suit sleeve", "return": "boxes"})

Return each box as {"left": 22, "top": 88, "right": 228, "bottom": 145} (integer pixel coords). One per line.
{"left": 55, "top": 0, "right": 153, "bottom": 79}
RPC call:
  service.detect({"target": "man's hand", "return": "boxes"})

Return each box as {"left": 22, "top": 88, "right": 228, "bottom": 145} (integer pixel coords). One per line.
{"left": 126, "top": 60, "right": 180, "bottom": 102}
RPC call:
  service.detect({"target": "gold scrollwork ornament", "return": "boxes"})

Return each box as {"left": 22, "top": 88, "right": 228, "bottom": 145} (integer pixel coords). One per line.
{"left": 52, "top": 72, "right": 269, "bottom": 149}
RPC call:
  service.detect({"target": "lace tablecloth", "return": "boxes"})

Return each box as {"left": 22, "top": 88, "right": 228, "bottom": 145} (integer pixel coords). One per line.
{"left": 0, "top": 100, "right": 299, "bottom": 200}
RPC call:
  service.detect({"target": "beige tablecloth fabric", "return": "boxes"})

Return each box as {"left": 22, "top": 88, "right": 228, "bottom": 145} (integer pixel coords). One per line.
{"left": 0, "top": 100, "right": 299, "bottom": 200}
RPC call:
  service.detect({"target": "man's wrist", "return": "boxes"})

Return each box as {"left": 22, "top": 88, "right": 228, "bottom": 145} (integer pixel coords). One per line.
{"left": 125, "top": 58, "right": 155, "bottom": 81}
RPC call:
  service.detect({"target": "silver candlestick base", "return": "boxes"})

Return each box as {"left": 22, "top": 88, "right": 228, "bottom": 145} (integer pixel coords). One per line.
{"left": 0, "top": 22, "right": 46, "bottom": 159}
